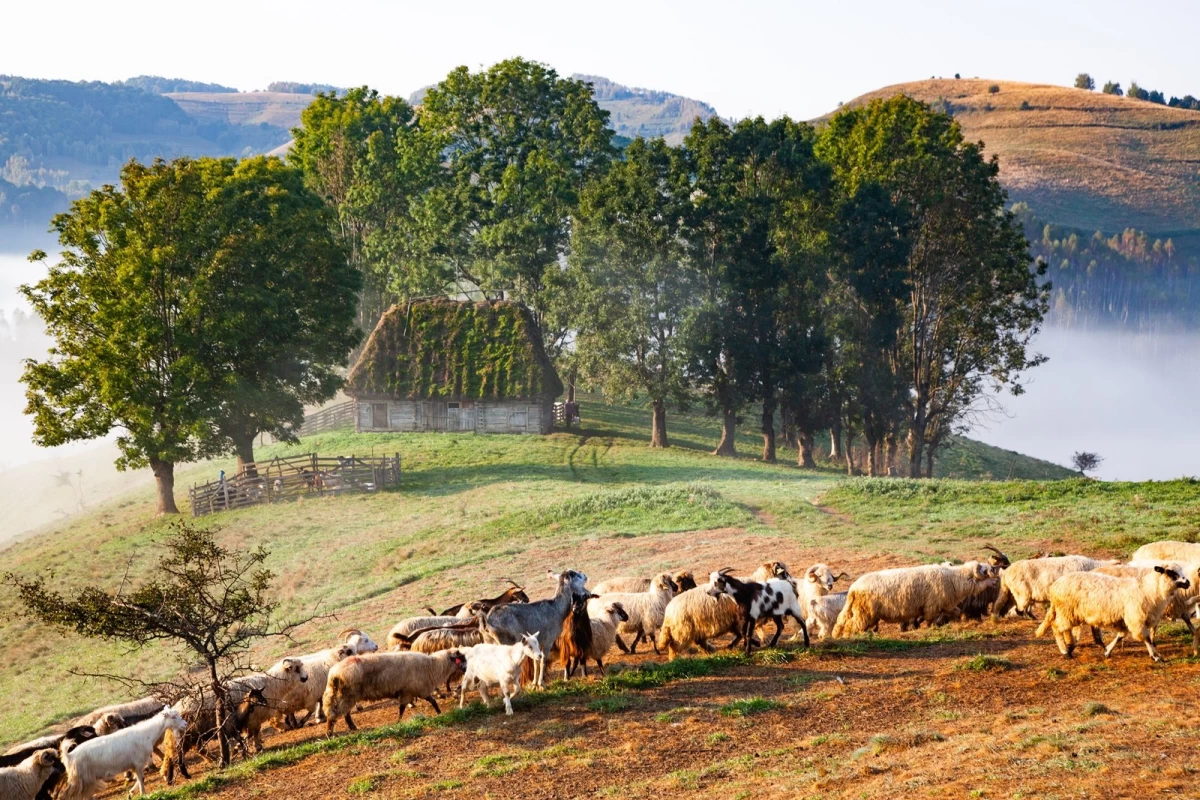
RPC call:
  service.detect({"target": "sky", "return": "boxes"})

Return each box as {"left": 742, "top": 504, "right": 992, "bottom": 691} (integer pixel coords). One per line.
{"left": 5, "top": 0, "right": 1198, "bottom": 120}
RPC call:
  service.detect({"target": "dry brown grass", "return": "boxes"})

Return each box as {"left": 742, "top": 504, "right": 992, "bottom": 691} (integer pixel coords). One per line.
{"left": 830, "top": 78, "right": 1200, "bottom": 234}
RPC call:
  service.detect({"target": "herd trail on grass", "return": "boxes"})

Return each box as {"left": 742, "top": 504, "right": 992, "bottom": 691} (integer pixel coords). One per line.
{"left": 4, "top": 541, "right": 1200, "bottom": 799}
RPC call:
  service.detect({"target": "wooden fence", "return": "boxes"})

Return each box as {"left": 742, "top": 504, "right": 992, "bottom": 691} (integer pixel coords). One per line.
{"left": 189, "top": 452, "right": 400, "bottom": 517}
{"left": 294, "top": 400, "right": 357, "bottom": 436}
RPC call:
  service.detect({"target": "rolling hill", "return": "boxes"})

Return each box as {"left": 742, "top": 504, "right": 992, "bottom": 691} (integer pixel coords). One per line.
{"left": 830, "top": 78, "right": 1200, "bottom": 236}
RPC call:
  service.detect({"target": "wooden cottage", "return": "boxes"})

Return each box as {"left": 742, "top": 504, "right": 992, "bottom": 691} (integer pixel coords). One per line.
{"left": 345, "top": 299, "right": 563, "bottom": 435}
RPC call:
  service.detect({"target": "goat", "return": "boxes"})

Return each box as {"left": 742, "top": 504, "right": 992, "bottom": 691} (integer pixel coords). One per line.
{"left": 458, "top": 634, "right": 543, "bottom": 715}
{"left": 60, "top": 706, "right": 187, "bottom": 799}
{"left": 706, "top": 569, "right": 809, "bottom": 653}
{"left": 558, "top": 593, "right": 595, "bottom": 680}
{"left": 483, "top": 569, "right": 588, "bottom": 688}
{"left": 572, "top": 600, "right": 629, "bottom": 677}
{"left": 588, "top": 573, "right": 676, "bottom": 654}
{"left": 1037, "top": 565, "right": 1190, "bottom": 661}
{"left": 1, "top": 726, "right": 97, "bottom": 766}
{"left": 0, "top": 750, "right": 64, "bottom": 800}
{"left": 323, "top": 649, "right": 468, "bottom": 734}
{"left": 438, "top": 580, "right": 530, "bottom": 618}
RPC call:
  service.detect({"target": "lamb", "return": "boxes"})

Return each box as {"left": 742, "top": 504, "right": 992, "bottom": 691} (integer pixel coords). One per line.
{"left": 92, "top": 714, "right": 126, "bottom": 737}
{"left": 832, "top": 561, "right": 994, "bottom": 637}
{"left": 593, "top": 569, "right": 696, "bottom": 595}
{"left": 323, "top": 649, "right": 468, "bottom": 735}
{"left": 655, "top": 584, "right": 747, "bottom": 659}
{"left": 1, "top": 726, "right": 97, "bottom": 766}
{"left": 991, "top": 555, "right": 1112, "bottom": 620}
{"left": 572, "top": 600, "right": 629, "bottom": 677}
{"left": 808, "top": 592, "right": 848, "bottom": 640}
{"left": 587, "top": 572, "right": 677, "bottom": 654}
{"left": 483, "top": 569, "right": 588, "bottom": 688}
{"left": 159, "top": 685, "right": 268, "bottom": 785}
{"left": 281, "top": 641, "right": 358, "bottom": 728}
{"left": 0, "top": 750, "right": 64, "bottom": 800}
{"left": 706, "top": 569, "right": 809, "bottom": 653}
{"left": 458, "top": 634, "right": 543, "bottom": 715}
{"left": 791, "top": 564, "right": 850, "bottom": 636}
{"left": 1036, "top": 565, "right": 1191, "bottom": 661}
{"left": 59, "top": 706, "right": 187, "bottom": 800}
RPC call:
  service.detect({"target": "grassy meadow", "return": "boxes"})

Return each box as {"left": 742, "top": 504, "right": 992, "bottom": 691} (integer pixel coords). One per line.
{"left": 0, "top": 395, "right": 1195, "bottom": 752}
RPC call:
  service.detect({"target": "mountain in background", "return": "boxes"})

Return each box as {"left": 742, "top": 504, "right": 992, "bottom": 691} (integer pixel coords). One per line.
{"left": 575, "top": 74, "right": 719, "bottom": 143}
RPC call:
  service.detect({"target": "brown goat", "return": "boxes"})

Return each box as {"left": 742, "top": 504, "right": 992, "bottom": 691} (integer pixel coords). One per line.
{"left": 558, "top": 593, "right": 596, "bottom": 679}
{"left": 438, "top": 580, "right": 529, "bottom": 617}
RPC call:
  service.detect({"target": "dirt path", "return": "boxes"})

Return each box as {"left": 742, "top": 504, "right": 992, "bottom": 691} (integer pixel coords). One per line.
{"left": 113, "top": 618, "right": 1200, "bottom": 800}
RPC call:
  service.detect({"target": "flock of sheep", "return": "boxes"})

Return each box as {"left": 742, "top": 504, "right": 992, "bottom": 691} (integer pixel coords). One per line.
{"left": 4, "top": 538, "right": 1199, "bottom": 799}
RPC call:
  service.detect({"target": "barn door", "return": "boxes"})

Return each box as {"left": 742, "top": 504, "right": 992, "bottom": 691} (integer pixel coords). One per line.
{"left": 372, "top": 403, "right": 388, "bottom": 429}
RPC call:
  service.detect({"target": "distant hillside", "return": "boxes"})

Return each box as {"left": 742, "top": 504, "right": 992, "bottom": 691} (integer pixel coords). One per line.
{"left": 119, "top": 75, "right": 239, "bottom": 94}
{"left": 831, "top": 79, "right": 1200, "bottom": 236}
{"left": 164, "top": 91, "right": 317, "bottom": 127}
{"left": 574, "top": 74, "right": 720, "bottom": 144}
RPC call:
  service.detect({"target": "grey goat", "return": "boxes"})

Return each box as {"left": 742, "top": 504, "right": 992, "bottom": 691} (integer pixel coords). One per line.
{"left": 483, "top": 569, "right": 588, "bottom": 688}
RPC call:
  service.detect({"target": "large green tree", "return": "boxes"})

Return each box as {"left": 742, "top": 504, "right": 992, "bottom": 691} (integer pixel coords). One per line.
{"left": 290, "top": 88, "right": 443, "bottom": 330}
{"left": 819, "top": 97, "right": 1049, "bottom": 477}
{"left": 21, "top": 156, "right": 359, "bottom": 513}
{"left": 419, "top": 58, "right": 616, "bottom": 337}
{"left": 569, "top": 137, "right": 693, "bottom": 447}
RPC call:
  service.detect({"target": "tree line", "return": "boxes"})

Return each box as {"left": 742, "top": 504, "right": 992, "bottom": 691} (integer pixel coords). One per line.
{"left": 1075, "top": 72, "right": 1200, "bottom": 109}
{"left": 289, "top": 59, "right": 1048, "bottom": 478}
{"left": 21, "top": 58, "right": 1049, "bottom": 516}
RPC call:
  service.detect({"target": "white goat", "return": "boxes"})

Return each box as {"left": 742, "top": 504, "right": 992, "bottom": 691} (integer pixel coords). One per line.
{"left": 458, "top": 633, "right": 543, "bottom": 715}
{"left": 59, "top": 706, "right": 187, "bottom": 800}
{"left": 1037, "top": 565, "right": 1191, "bottom": 661}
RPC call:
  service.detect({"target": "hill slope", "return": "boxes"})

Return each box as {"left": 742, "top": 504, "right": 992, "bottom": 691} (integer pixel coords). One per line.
{"left": 831, "top": 78, "right": 1200, "bottom": 235}
{"left": 575, "top": 74, "right": 720, "bottom": 144}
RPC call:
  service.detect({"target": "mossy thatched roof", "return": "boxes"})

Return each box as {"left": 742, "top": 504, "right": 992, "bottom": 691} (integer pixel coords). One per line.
{"left": 346, "top": 299, "right": 563, "bottom": 401}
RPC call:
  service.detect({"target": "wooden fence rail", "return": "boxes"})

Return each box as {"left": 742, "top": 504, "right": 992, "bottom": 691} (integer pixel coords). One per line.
{"left": 294, "top": 400, "right": 358, "bottom": 436}
{"left": 189, "top": 452, "right": 400, "bottom": 517}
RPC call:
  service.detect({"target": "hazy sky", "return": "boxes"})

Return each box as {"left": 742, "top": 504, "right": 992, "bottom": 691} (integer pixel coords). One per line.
{"left": 6, "top": 0, "right": 1198, "bottom": 120}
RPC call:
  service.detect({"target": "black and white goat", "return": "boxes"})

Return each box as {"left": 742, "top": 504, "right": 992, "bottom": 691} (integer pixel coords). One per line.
{"left": 706, "top": 569, "right": 809, "bottom": 653}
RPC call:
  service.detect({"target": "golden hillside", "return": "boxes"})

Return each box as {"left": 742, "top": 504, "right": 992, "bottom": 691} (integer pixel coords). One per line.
{"left": 832, "top": 79, "right": 1200, "bottom": 234}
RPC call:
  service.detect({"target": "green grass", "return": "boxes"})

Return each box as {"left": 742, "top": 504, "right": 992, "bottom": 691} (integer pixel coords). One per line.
{"left": 955, "top": 654, "right": 1014, "bottom": 672}
{"left": 719, "top": 697, "right": 783, "bottom": 717}
{"left": 1, "top": 393, "right": 1196, "bottom": 745}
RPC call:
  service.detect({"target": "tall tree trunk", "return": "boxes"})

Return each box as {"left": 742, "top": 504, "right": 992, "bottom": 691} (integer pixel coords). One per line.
{"left": 232, "top": 431, "right": 258, "bottom": 478}
{"left": 864, "top": 428, "right": 879, "bottom": 477}
{"left": 713, "top": 408, "right": 738, "bottom": 457}
{"left": 761, "top": 398, "right": 776, "bottom": 463}
{"left": 885, "top": 429, "right": 899, "bottom": 477}
{"left": 779, "top": 399, "right": 798, "bottom": 450}
{"left": 567, "top": 367, "right": 577, "bottom": 403}
{"left": 926, "top": 448, "right": 936, "bottom": 479}
{"left": 649, "top": 399, "right": 669, "bottom": 448}
{"left": 907, "top": 414, "right": 927, "bottom": 478}
{"left": 844, "top": 431, "right": 857, "bottom": 476}
{"left": 150, "top": 457, "right": 179, "bottom": 515}
{"left": 829, "top": 420, "right": 842, "bottom": 460}
{"left": 798, "top": 427, "right": 816, "bottom": 468}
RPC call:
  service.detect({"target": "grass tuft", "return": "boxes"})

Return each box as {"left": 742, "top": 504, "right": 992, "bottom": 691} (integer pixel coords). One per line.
{"left": 955, "top": 654, "right": 1013, "bottom": 672}
{"left": 719, "top": 696, "right": 783, "bottom": 717}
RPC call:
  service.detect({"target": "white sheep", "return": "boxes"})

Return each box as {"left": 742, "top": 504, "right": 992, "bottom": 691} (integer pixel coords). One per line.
{"left": 808, "top": 592, "right": 848, "bottom": 639}
{"left": 655, "top": 584, "right": 745, "bottom": 659}
{"left": 832, "top": 562, "right": 993, "bottom": 637}
{"left": 991, "top": 555, "right": 1112, "bottom": 619}
{"left": 587, "top": 572, "right": 676, "bottom": 654}
{"left": 0, "top": 750, "right": 63, "bottom": 800}
{"left": 1131, "top": 541, "right": 1200, "bottom": 564}
{"left": 282, "top": 639, "right": 363, "bottom": 727}
{"left": 340, "top": 628, "right": 380, "bottom": 654}
{"left": 577, "top": 601, "right": 629, "bottom": 676}
{"left": 1037, "top": 565, "right": 1191, "bottom": 661}
{"left": 72, "top": 697, "right": 165, "bottom": 729}
{"left": 592, "top": 570, "right": 695, "bottom": 595}
{"left": 59, "top": 706, "right": 187, "bottom": 800}
{"left": 240, "top": 657, "right": 309, "bottom": 752}
{"left": 323, "top": 649, "right": 468, "bottom": 734}
{"left": 458, "top": 634, "right": 543, "bottom": 715}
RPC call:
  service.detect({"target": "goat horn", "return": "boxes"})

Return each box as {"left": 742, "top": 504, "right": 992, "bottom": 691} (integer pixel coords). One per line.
{"left": 337, "top": 628, "right": 363, "bottom": 640}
